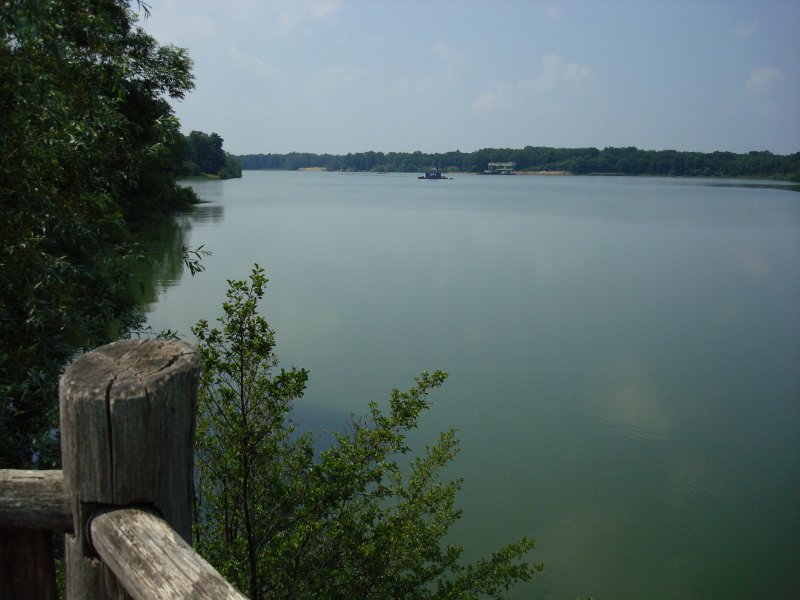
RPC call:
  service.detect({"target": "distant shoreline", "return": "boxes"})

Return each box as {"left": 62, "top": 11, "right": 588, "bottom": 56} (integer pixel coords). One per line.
{"left": 240, "top": 169, "right": 800, "bottom": 189}
{"left": 237, "top": 147, "right": 800, "bottom": 182}
{"left": 515, "top": 170, "right": 570, "bottom": 176}
{"left": 273, "top": 169, "right": 571, "bottom": 176}
{"left": 291, "top": 169, "right": 567, "bottom": 176}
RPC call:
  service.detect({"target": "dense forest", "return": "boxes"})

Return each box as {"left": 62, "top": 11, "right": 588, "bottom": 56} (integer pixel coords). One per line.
{"left": 238, "top": 146, "right": 800, "bottom": 181}
{"left": 179, "top": 130, "right": 242, "bottom": 179}
{"left": 0, "top": 2, "right": 236, "bottom": 469}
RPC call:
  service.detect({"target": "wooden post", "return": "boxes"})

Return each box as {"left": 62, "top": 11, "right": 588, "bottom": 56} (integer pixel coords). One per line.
{"left": 59, "top": 339, "right": 199, "bottom": 599}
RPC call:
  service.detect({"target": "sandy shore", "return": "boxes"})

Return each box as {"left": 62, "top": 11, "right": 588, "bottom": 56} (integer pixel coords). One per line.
{"left": 515, "top": 170, "right": 571, "bottom": 176}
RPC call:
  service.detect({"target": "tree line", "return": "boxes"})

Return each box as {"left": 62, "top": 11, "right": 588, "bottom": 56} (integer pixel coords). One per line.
{"left": 238, "top": 146, "right": 800, "bottom": 181}
{"left": 1, "top": 0, "right": 198, "bottom": 469}
{"left": 179, "top": 130, "right": 242, "bottom": 180}
{"left": 0, "top": 1, "right": 242, "bottom": 470}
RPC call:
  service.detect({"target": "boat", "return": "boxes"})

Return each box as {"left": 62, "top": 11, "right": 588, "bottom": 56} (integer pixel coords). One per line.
{"left": 418, "top": 166, "right": 451, "bottom": 180}
{"left": 480, "top": 161, "right": 516, "bottom": 175}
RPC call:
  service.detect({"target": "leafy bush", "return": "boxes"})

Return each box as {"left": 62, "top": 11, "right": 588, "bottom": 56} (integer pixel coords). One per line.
{"left": 192, "top": 265, "right": 542, "bottom": 599}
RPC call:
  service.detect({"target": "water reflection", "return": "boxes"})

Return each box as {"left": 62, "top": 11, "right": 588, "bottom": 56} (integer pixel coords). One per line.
{"left": 187, "top": 202, "right": 225, "bottom": 225}
{"left": 585, "top": 356, "right": 673, "bottom": 441}
{"left": 705, "top": 181, "right": 800, "bottom": 193}
{"left": 666, "top": 451, "right": 722, "bottom": 528}
{"left": 144, "top": 172, "right": 800, "bottom": 599}
{"left": 131, "top": 200, "right": 226, "bottom": 314}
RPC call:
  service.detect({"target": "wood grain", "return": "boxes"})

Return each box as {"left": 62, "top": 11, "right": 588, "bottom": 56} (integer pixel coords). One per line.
{"left": 91, "top": 506, "right": 246, "bottom": 600}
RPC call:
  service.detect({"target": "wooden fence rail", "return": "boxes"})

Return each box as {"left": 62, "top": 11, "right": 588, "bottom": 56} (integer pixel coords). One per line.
{"left": 0, "top": 339, "right": 247, "bottom": 599}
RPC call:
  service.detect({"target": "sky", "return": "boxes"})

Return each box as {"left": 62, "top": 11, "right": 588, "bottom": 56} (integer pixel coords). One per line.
{"left": 139, "top": 0, "right": 800, "bottom": 156}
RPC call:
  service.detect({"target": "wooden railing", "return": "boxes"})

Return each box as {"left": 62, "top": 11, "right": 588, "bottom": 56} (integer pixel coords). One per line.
{"left": 0, "top": 339, "right": 246, "bottom": 599}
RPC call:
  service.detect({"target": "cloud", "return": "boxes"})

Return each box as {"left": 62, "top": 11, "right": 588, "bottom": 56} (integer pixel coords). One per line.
{"left": 544, "top": 7, "right": 562, "bottom": 21}
{"left": 734, "top": 18, "right": 759, "bottom": 37}
{"left": 562, "top": 61, "right": 595, "bottom": 84}
{"left": 140, "top": 12, "right": 219, "bottom": 47}
{"left": 389, "top": 42, "right": 464, "bottom": 98}
{"left": 229, "top": 47, "right": 274, "bottom": 79}
{"left": 433, "top": 41, "right": 465, "bottom": 67}
{"left": 472, "top": 54, "right": 596, "bottom": 112}
{"left": 321, "top": 63, "right": 369, "bottom": 82}
{"left": 746, "top": 66, "right": 786, "bottom": 96}
{"left": 309, "top": 63, "right": 371, "bottom": 93}
{"left": 531, "top": 54, "right": 596, "bottom": 92}
{"left": 310, "top": 0, "right": 342, "bottom": 19}
{"left": 473, "top": 82, "right": 512, "bottom": 112}
{"left": 276, "top": 0, "right": 342, "bottom": 34}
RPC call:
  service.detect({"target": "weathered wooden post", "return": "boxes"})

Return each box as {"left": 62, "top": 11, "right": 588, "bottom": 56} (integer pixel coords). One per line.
{"left": 59, "top": 339, "right": 199, "bottom": 599}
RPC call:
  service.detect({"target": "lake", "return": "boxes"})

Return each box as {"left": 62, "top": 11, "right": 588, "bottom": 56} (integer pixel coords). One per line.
{"left": 143, "top": 171, "right": 800, "bottom": 599}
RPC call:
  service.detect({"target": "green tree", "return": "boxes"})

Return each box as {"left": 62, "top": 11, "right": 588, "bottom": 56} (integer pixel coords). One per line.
{"left": 218, "top": 152, "right": 243, "bottom": 179}
{"left": 182, "top": 130, "right": 242, "bottom": 178}
{"left": 192, "top": 266, "right": 542, "bottom": 600}
{"left": 186, "top": 130, "right": 221, "bottom": 174}
{"left": 0, "top": 0, "right": 194, "bottom": 467}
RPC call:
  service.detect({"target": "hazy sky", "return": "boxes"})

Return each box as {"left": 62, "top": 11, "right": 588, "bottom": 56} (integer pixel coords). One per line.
{"left": 140, "top": 0, "right": 800, "bottom": 156}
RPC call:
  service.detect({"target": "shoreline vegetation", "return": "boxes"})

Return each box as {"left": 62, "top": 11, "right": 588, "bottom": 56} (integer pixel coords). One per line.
{"left": 298, "top": 167, "right": 589, "bottom": 176}
{"left": 238, "top": 146, "right": 800, "bottom": 181}
{"left": 178, "top": 130, "right": 242, "bottom": 184}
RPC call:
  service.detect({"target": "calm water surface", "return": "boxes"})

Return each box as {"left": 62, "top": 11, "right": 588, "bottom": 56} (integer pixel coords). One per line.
{"left": 145, "top": 171, "right": 800, "bottom": 599}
